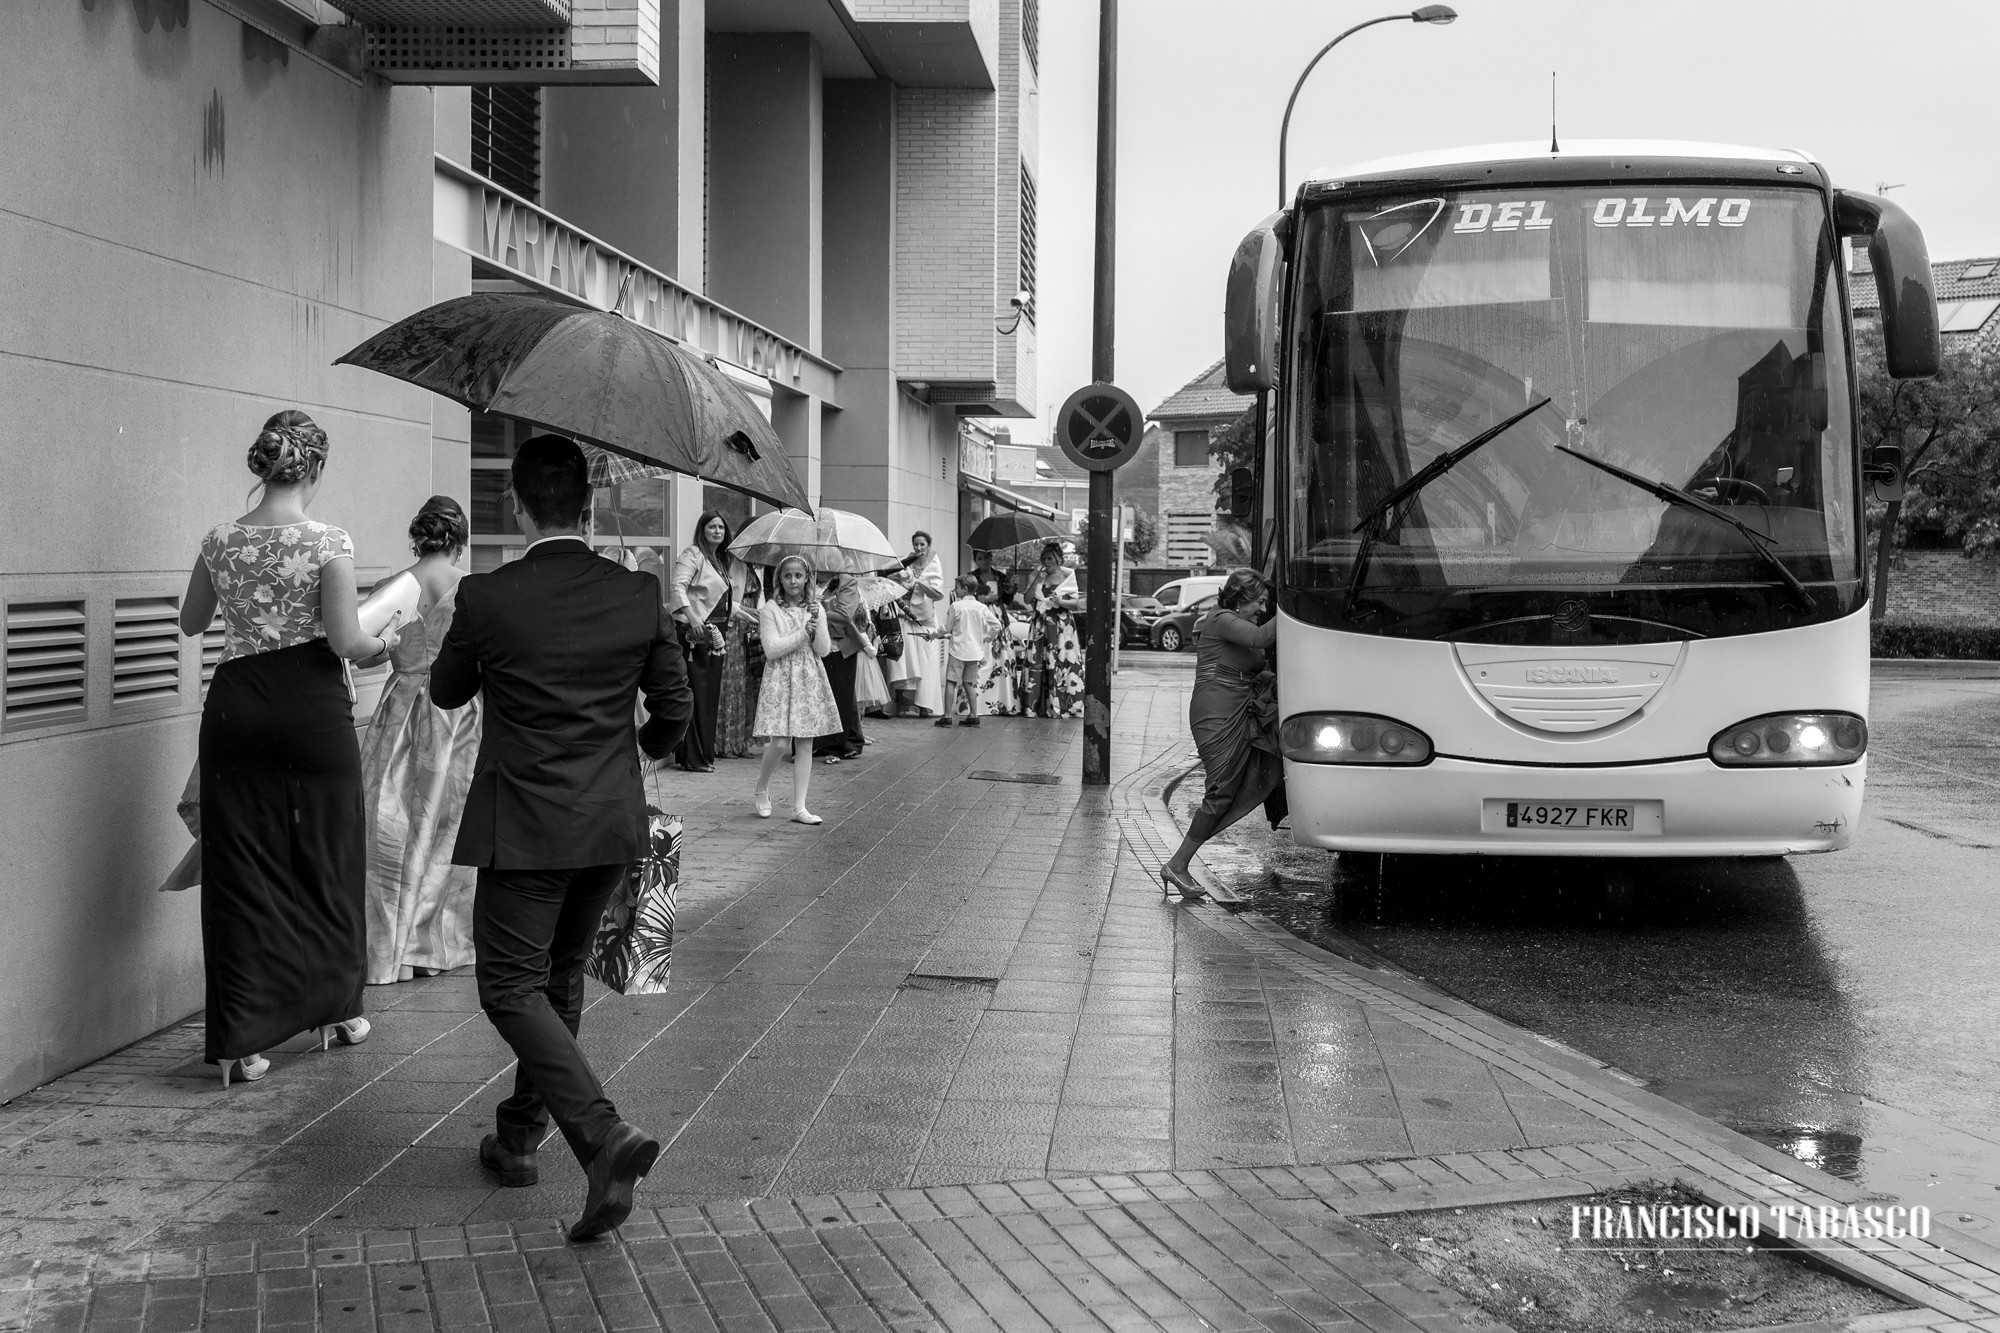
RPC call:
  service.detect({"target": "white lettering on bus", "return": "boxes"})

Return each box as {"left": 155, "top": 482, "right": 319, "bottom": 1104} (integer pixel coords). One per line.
{"left": 1453, "top": 201, "right": 1554, "bottom": 234}
{"left": 1595, "top": 196, "right": 1753, "bottom": 229}
{"left": 1664, "top": 197, "right": 1715, "bottom": 227}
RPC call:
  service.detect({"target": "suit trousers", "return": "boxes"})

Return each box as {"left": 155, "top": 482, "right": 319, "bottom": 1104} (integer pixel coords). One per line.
{"left": 474, "top": 864, "right": 625, "bottom": 1164}
{"left": 813, "top": 650, "right": 864, "bottom": 756}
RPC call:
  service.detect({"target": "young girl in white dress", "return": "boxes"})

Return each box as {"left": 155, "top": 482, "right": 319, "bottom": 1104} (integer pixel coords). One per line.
{"left": 752, "top": 555, "right": 841, "bottom": 824}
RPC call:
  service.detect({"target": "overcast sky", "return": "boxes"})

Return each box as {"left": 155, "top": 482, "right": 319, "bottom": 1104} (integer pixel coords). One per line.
{"left": 1020, "top": 0, "right": 1999, "bottom": 439}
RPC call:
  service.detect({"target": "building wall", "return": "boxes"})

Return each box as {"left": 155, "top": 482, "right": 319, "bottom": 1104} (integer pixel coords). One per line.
{"left": 0, "top": 3, "right": 438, "bottom": 1099}
{"left": 822, "top": 79, "right": 898, "bottom": 530}
{"left": 894, "top": 88, "right": 996, "bottom": 382}
{"left": 989, "top": 0, "right": 1034, "bottom": 415}
{"left": 1884, "top": 551, "right": 2000, "bottom": 622}
{"left": 706, "top": 33, "right": 823, "bottom": 353}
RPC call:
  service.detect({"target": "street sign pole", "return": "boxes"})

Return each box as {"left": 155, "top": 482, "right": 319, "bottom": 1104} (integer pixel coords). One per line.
{"left": 1083, "top": 0, "right": 1118, "bottom": 786}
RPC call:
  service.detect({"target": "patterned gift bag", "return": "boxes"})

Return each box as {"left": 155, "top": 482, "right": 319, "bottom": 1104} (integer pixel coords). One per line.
{"left": 584, "top": 807, "right": 681, "bottom": 995}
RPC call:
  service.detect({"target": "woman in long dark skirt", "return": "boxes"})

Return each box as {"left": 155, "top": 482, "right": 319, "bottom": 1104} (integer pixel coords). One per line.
{"left": 668, "top": 511, "right": 751, "bottom": 770}
{"left": 1161, "top": 568, "right": 1282, "bottom": 900}
{"left": 179, "top": 411, "right": 403, "bottom": 1086}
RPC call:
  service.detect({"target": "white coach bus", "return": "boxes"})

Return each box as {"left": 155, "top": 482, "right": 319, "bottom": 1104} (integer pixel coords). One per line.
{"left": 1223, "top": 142, "right": 1940, "bottom": 855}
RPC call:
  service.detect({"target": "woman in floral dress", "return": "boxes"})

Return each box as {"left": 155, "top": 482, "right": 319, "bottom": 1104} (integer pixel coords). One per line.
{"left": 717, "top": 569, "right": 761, "bottom": 757}
{"left": 1022, "top": 542, "right": 1084, "bottom": 718}
{"left": 178, "top": 410, "right": 399, "bottom": 1086}
{"left": 751, "top": 556, "right": 840, "bottom": 824}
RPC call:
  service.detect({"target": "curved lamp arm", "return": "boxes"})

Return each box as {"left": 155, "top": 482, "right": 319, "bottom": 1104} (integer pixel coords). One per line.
{"left": 1278, "top": 7, "right": 1457, "bottom": 210}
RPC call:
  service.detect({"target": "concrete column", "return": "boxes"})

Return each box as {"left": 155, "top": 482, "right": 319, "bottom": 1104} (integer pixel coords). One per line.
{"left": 676, "top": 0, "right": 706, "bottom": 290}
{"left": 706, "top": 33, "right": 822, "bottom": 351}
{"left": 772, "top": 389, "right": 822, "bottom": 508}
{"left": 821, "top": 80, "right": 895, "bottom": 531}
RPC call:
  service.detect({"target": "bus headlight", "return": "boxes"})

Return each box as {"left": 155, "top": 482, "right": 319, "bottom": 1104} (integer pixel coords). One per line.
{"left": 1280, "top": 712, "right": 1433, "bottom": 765}
{"left": 1709, "top": 712, "right": 1866, "bottom": 767}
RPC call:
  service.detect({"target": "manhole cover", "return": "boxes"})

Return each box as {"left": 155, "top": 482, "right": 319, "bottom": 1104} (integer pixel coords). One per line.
{"left": 899, "top": 974, "right": 1000, "bottom": 993}
{"left": 966, "top": 770, "right": 1061, "bottom": 785}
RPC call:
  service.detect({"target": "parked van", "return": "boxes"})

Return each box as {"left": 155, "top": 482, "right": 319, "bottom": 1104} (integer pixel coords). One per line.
{"left": 1146, "top": 576, "right": 1226, "bottom": 614}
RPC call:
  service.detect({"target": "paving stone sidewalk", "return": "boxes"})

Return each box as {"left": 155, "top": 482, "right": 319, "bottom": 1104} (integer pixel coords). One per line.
{"left": 3, "top": 668, "right": 1998, "bottom": 1332}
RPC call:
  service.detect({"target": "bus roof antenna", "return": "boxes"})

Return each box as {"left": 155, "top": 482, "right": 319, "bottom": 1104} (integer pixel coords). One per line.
{"left": 1550, "top": 71, "right": 1559, "bottom": 153}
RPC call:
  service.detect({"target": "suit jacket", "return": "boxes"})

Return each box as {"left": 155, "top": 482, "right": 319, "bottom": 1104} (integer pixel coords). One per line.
{"left": 431, "top": 538, "right": 693, "bottom": 870}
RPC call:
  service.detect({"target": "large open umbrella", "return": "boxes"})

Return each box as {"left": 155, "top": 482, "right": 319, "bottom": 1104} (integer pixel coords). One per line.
{"left": 966, "top": 511, "right": 1062, "bottom": 554}
{"left": 730, "top": 507, "right": 900, "bottom": 575}
{"left": 335, "top": 292, "right": 810, "bottom": 512}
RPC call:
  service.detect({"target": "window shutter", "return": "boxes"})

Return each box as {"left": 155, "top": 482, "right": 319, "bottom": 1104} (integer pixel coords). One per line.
{"left": 1022, "top": 0, "right": 1039, "bottom": 74}
{"left": 472, "top": 86, "right": 543, "bottom": 202}
{"left": 1018, "top": 167, "right": 1038, "bottom": 321}
{"left": 112, "top": 597, "right": 182, "bottom": 710}
{"left": 4, "top": 599, "right": 88, "bottom": 731}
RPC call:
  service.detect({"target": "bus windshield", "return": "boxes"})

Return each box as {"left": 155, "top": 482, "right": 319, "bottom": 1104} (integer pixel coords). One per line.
{"left": 1284, "top": 183, "right": 1860, "bottom": 643}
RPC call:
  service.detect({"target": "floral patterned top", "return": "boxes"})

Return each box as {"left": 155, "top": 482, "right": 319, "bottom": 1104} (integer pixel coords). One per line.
{"left": 201, "top": 520, "right": 354, "bottom": 664}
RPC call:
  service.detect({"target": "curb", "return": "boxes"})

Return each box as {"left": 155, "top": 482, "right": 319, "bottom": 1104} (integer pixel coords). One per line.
{"left": 1116, "top": 738, "right": 2000, "bottom": 1319}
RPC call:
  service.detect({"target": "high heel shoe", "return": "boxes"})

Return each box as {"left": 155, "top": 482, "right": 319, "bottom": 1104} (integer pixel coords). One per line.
{"left": 1161, "top": 865, "right": 1206, "bottom": 900}
{"left": 754, "top": 792, "right": 772, "bottom": 818}
{"left": 319, "top": 1018, "right": 371, "bottom": 1050}
{"left": 221, "top": 1054, "right": 269, "bottom": 1088}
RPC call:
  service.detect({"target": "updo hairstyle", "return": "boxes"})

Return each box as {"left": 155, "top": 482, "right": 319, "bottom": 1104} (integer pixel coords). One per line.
{"left": 1039, "top": 541, "right": 1065, "bottom": 566}
{"left": 409, "top": 495, "right": 470, "bottom": 557}
{"left": 247, "top": 410, "right": 330, "bottom": 487}
{"left": 1216, "top": 567, "right": 1267, "bottom": 610}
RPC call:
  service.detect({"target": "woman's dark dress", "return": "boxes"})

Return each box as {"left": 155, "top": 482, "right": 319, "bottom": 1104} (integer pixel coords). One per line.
{"left": 1185, "top": 609, "right": 1283, "bottom": 841}
{"left": 197, "top": 520, "right": 365, "bottom": 1063}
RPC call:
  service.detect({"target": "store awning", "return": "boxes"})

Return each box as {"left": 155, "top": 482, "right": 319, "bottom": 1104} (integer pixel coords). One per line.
{"left": 960, "top": 473, "right": 1061, "bottom": 518}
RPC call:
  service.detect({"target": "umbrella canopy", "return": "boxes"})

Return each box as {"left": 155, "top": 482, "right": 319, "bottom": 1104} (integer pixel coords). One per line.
{"left": 730, "top": 507, "right": 900, "bottom": 575}
{"left": 335, "top": 292, "right": 810, "bottom": 512}
{"left": 853, "top": 574, "right": 910, "bottom": 614}
{"left": 966, "top": 511, "right": 1063, "bottom": 555}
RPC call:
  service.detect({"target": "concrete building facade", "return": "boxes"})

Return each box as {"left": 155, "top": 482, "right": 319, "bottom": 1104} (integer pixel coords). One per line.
{"left": 0, "top": 0, "right": 1035, "bottom": 1100}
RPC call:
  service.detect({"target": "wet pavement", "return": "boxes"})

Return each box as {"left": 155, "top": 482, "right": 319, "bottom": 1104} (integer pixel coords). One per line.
{"left": 1185, "top": 662, "right": 2000, "bottom": 1243}
{"left": 4, "top": 665, "right": 2000, "bottom": 1333}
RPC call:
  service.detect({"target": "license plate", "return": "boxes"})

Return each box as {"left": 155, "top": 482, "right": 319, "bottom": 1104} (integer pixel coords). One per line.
{"left": 1505, "top": 801, "right": 1634, "bottom": 830}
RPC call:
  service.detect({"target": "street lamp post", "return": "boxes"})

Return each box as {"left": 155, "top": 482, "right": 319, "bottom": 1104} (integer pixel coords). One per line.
{"left": 1276, "top": 5, "right": 1457, "bottom": 211}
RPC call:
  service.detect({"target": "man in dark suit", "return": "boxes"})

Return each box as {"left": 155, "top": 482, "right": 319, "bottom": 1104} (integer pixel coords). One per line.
{"left": 431, "top": 435, "right": 692, "bottom": 1242}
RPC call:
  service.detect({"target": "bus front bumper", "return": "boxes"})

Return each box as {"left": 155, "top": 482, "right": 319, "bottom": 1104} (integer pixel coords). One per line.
{"left": 1284, "top": 755, "right": 1867, "bottom": 857}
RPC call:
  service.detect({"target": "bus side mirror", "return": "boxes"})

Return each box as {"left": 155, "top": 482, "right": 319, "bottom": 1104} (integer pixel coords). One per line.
{"left": 1836, "top": 190, "right": 1940, "bottom": 380}
{"left": 1225, "top": 213, "right": 1286, "bottom": 392}
{"left": 1863, "top": 444, "right": 1905, "bottom": 502}
{"left": 1226, "top": 467, "right": 1257, "bottom": 520}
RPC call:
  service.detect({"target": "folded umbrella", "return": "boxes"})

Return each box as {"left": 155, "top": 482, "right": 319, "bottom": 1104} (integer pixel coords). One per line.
{"left": 730, "top": 507, "right": 900, "bottom": 576}
{"left": 335, "top": 292, "right": 809, "bottom": 512}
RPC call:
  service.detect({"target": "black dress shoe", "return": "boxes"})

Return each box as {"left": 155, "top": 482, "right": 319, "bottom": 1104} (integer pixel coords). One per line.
{"left": 569, "top": 1121, "right": 660, "bottom": 1242}
{"left": 480, "top": 1133, "right": 539, "bottom": 1188}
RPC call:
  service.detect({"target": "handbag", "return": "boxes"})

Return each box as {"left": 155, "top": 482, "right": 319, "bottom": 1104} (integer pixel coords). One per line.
{"left": 873, "top": 609, "right": 904, "bottom": 663}
{"left": 156, "top": 761, "right": 202, "bottom": 893}
{"left": 584, "top": 806, "right": 681, "bottom": 996}
{"left": 358, "top": 570, "right": 421, "bottom": 638}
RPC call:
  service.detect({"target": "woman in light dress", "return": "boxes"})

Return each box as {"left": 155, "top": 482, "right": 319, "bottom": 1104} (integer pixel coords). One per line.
{"left": 751, "top": 555, "right": 840, "bottom": 825}
{"left": 1022, "top": 541, "right": 1085, "bottom": 718}
{"left": 178, "top": 410, "right": 399, "bottom": 1086}
{"left": 889, "top": 531, "right": 946, "bottom": 717}
{"left": 358, "top": 496, "right": 481, "bottom": 985}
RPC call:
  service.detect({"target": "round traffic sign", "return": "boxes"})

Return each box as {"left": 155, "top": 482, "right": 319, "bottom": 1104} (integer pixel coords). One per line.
{"left": 1055, "top": 383, "right": 1144, "bottom": 473}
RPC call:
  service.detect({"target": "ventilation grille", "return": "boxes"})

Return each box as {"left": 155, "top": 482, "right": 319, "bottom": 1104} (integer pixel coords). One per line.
{"left": 4, "top": 600, "right": 88, "bottom": 731}
{"left": 113, "top": 597, "right": 182, "bottom": 710}
{"left": 201, "top": 620, "right": 227, "bottom": 698}
{"left": 365, "top": 26, "right": 569, "bottom": 75}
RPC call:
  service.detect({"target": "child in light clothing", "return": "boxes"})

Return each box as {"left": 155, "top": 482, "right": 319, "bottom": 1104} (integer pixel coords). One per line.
{"left": 938, "top": 575, "right": 1000, "bottom": 727}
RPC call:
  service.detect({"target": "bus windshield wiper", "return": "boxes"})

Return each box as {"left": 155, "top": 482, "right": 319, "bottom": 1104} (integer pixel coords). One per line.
{"left": 1553, "top": 445, "right": 1816, "bottom": 610}
{"left": 1345, "top": 398, "right": 1552, "bottom": 613}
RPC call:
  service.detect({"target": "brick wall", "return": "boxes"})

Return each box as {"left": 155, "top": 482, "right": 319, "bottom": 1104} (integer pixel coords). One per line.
{"left": 894, "top": 87, "right": 997, "bottom": 382}
{"left": 570, "top": 0, "right": 661, "bottom": 83}
{"left": 1884, "top": 550, "right": 2000, "bottom": 622}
